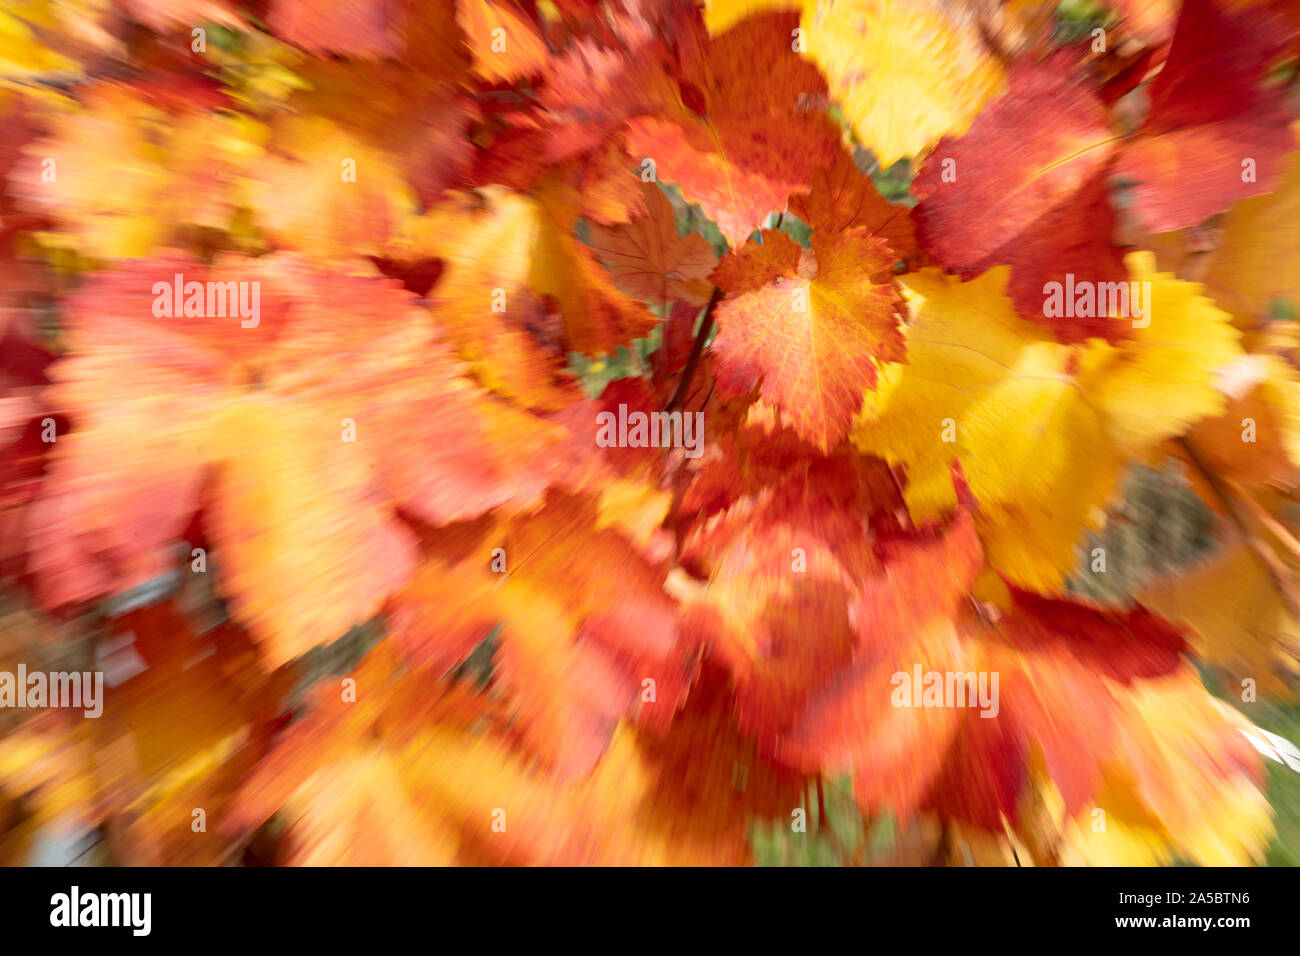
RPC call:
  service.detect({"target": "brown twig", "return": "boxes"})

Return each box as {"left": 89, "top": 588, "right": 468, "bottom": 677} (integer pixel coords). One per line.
{"left": 928, "top": 818, "right": 953, "bottom": 867}
{"left": 1177, "top": 436, "right": 1300, "bottom": 619}
{"left": 813, "top": 776, "right": 851, "bottom": 863}
{"left": 1168, "top": 237, "right": 1300, "bottom": 622}
{"left": 1224, "top": 476, "right": 1300, "bottom": 565}
{"left": 666, "top": 285, "right": 724, "bottom": 412}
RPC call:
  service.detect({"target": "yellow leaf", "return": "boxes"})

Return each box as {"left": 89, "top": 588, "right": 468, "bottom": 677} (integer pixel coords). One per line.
{"left": 251, "top": 116, "right": 415, "bottom": 260}
{"left": 1082, "top": 252, "right": 1244, "bottom": 456}
{"left": 853, "top": 254, "right": 1241, "bottom": 589}
{"left": 703, "top": 0, "right": 811, "bottom": 35}
{"left": 1200, "top": 121, "right": 1300, "bottom": 326}
{"left": 421, "top": 183, "right": 657, "bottom": 364}
{"left": 14, "top": 88, "right": 265, "bottom": 258}
{"left": 1141, "top": 540, "right": 1300, "bottom": 698}
{"left": 1058, "top": 674, "right": 1273, "bottom": 866}
{"left": 801, "top": 0, "right": 1006, "bottom": 166}
{"left": 0, "top": 2, "right": 82, "bottom": 84}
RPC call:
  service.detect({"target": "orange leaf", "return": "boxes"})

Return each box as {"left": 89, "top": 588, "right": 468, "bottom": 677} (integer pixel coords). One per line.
{"left": 710, "top": 229, "right": 905, "bottom": 450}
{"left": 389, "top": 491, "right": 695, "bottom": 775}
{"left": 587, "top": 182, "right": 718, "bottom": 307}
{"left": 624, "top": 12, "right": 840, "bottom": 248}
{"left": 787, "top": 149, "right": 917, "bottom": 266}
{"left": 28, "top": 256, "right": 567, "bottom": 665}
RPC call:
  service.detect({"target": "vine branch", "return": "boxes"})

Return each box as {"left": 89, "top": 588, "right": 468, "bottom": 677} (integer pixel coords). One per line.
{"left": 1176, "top": 435, "right": 1300, "bottom": 622}
{"left": 665, "top": 285, "right": 724, "bottom": 413}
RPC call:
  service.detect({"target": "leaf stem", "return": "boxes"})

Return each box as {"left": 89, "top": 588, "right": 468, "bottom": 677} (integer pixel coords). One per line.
{"left": 666, "top": 285, "right": 724, "bottom": 412}
{"left": 1176, "top": 435, "right": 1300, "bottom": 621}
{"left": 1224, "top": 475, "right": 1300, "bottom": 565}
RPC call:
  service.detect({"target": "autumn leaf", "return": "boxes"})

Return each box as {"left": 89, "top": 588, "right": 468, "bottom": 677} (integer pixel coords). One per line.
{"left": 711, "top": 228, "right": 905, "bottom": 451}
{"left": 418, "top": 189, "right": 584, "bottom": 410}
{"left": 1177, "top": 355, "right": 1300, "bottom": 499}
{"left": 703, "top": 0, "right": 811, "bottom": 35}
{"left": 536, "top": 376, "right": 686, "bottom": 558}
{"left": 678, "top": 411, "right": 903, "bottom": 527}
{"left": 231, "top": 649, "right": 799, "bottom": 864}
{"left": 227, "top": 650, "right": 571, "bottom": 864}
{"left": 0, "top": 715, "right": 97, "bottom": 864}
{"left": 611, "top": 661, "right": 811, "bottom": 865}
{"left": 853, "top": 255, "right": 1242, "bottom": 589}
{"left": 252, "top": 115, "right": 416, "bottom": 260}
{"left": 88, "top": 603, "right": 287, "bottom": 865}
{"left": 1142, "top": 540, "right": 1300, "bottom": 699}
{"left": 267, "top": 0, "right": 412, "bottom": 57}
{"left": 912, "top": 63, "right": 1127, "bottom": 339}
{"left": 0, "top": 0, "right": 95, "bottom": 86}
{"left": 418, "top": 181, "right": 659, "bottom": 362}
{"left": 914, "top": 0, "right": 1298, "bottom": 330}
{"left": 587, "top": 181, "right": 718, "bottom": 307}
{"left": 788, "top": 586, "right": 1191, "bottom": 830}
{"left": 0, "top": 308, "right": 53, "bottom": 573}
{"left": 0, "top": 596, "right": 288, "bottom": 865}
{"left": 27, "top": 256, "right": 567, "bottom": 666}
{"left": 1055, "top": 672, "right": 1272, "bottom": 866}
{"left": 1157, "top": 122, "right": 1300, "bottom": 328}
{"left": 11, "top": 84, "right": 259, "bottom": 259}
{"left": 680, "top": 500, "right": 979, "bottom": 755}
{"left": 1110, "top": 0, "right": 1180, "bottom": 47}
{"left": 509, "top": 8, "right": 682, "bottom": 167}
{"left": 799, "top": 0, "right": 1007, "bottom": 167}
{"left": 2, "top": 0, "right": 1296, "bottom": 873}
{"left": 457, "top": 0, "right": 550, "bottom": 84}
{"left": 624, "top": 11, "right": 840, "bottom": 248}
{"left": 388, "top": 491, "right": 693, "bottom": 774}
{"left": 1113, "top": 0, "right": 1297, "bottom": 233}
{"left": 787, "top": 148, "right": 917, "bottom": 267}
{"left": 120, "top": 0, "right": 246, "bottom": 33}
{"left": 286, "top": 56, "right": 476, "bottom": 210}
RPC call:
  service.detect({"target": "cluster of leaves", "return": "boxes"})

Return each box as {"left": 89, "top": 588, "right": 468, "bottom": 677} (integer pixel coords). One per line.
{"left": 0, "top": 0, "right": 1298, "bottom": 866}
